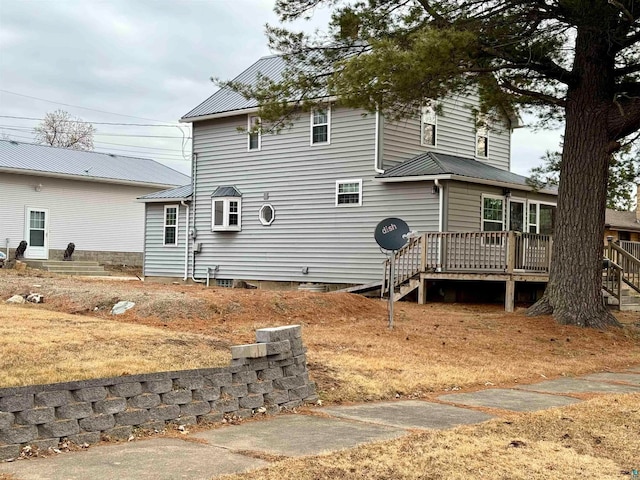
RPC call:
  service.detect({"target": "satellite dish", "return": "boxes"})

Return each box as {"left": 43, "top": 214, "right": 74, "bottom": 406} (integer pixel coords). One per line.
{"left": 374, "top": 217, "right": 410, "bottom": 251}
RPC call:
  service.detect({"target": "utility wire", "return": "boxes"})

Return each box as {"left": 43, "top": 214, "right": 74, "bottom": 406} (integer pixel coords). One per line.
{"left": 0, "top": 89, "right": 180, "bottom": 124}
{"left": 0, "top": 114, "right": 187, "bottom": 128}
{"left": 0, "top": 125, "right": 190, "bottom": 139}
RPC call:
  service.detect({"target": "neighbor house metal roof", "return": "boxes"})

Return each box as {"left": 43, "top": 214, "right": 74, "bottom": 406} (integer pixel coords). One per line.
{"left": 378, "top": 152, "right": 557, "bottom": 193}
{"left": 138, "top": 184, "right": 192, "bottom": 202}
{"left": 0, "top": 140, "right": 190, "bottom": 188}
{"left": 182, "top": 55, "right": 287, "bottom": 120}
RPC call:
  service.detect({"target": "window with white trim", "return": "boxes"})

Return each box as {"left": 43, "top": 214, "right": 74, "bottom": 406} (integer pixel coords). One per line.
{"left": 248, "top": 115, "right": 261, "bottom": 151}
{"left": 420, "top": 102, "right": 437, "bottom": 147}
{"left": 212, "top": 198, "right": 241, "bottom": 231}
{"left": 528, "top": 202, "right": 556, "bottom": 235}
{"left": 476, "top": 115, "right": 489, "bottom": 157}
{"left": 482, "top": 196, "right": 504, "bottom": 231}
{"left": 163, "top": 205, "right": 178, "bottom": 246}
{"left": 259, "top": 204, "right": 275, "bottom": 226}
{"left": 336, "top": 179, "right": 362, "bottom": 206}
{"left": 311, "top": 108, "right": 330, "bottom": 145}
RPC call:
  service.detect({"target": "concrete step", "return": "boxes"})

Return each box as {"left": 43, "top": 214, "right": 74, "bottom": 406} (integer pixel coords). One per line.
{"left": 25, "top": 260, "right": 109, "bottom": 276}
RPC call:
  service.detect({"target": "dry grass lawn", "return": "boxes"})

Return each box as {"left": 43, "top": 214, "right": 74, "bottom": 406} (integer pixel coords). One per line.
{"left": 0, "top": 305, "right": 229, "bottom": 387}
{"left": 0, "top": 270, "right": 638, "bottom": 404}
{"left": 220, "top": 394, "right": 640, "bottom": 480}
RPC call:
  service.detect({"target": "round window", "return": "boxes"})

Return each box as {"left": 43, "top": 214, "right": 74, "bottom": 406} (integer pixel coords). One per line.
{"left": 259, "top": 204, "right": 275, "bottom": 226}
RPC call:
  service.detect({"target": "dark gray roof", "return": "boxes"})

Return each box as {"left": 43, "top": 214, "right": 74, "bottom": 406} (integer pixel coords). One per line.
{"left": 183, "top": 55, "right": 287, "bottom": 120}
{"left": 138, "top": 184, "right": 192, "bottom": 202}
{"left": 605, "top": 209, "right": 640, "bottom": 232}
{"left": 378, "top": 152, "right": 555, "bottom": 191}
{"left": 0, "top": 140, "right": 190, "bottom": 188}
{"left": 211, "top": 186, "right": 242, "bottom": 197}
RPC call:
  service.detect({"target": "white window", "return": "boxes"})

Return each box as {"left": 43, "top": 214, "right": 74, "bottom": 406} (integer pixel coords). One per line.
{"left": 163, "top": 205, "right": 178, "bottom": 246}
{"left": 420, "top": 102, "right": 437, "bottom": 147}
{"left": 476, "top": 115, "right": 489, "bottom": 158}
{"left": 336, "top": 179, "right": 362, "bottom": 206}
{"left": 311, "top": 107, "right": 330, "bottom": 145}
{"left": 528, "top": 202, "right": 556, "bottom": 235}
{"left": 248, "top": 115, "right": 261, "bottom": 151}
{"left": 482, "top": 195, "right": 504, "bottom": 231}
{"left": 259, "top": 204, "right": 275, "bottom": 226}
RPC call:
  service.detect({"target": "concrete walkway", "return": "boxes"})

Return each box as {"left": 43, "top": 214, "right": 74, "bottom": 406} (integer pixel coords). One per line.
{"left": 1, "top": 366, "right": 638, "bottom": 480}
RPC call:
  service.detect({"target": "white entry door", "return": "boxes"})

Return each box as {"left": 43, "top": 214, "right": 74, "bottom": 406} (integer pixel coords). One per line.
{"left": 24, "top": 208, "right": 49, "bottom": 259}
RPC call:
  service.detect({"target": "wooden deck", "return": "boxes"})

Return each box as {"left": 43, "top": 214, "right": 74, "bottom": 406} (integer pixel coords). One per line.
{"left": 384, "top": 231, "right": 552, "bottom": 311}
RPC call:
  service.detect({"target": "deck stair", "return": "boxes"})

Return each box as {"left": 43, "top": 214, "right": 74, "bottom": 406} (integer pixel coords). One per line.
{"left": 602, "top": 239, "right": 640, "bottom": 311}
{"left": 24, "top": 260, "right": 109, "bottom": 276}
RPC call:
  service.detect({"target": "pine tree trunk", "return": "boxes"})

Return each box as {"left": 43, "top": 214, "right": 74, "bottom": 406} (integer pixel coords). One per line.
{"left": 527, "top": 28, "right": 621, "bottom": 328}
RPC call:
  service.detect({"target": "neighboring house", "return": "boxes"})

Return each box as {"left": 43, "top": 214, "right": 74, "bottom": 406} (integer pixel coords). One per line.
{"left": 604, "top": 188, "right": 640, "bottom": 243}
{"left": 0, "top": 140, "right": 189, "bottom": 265}
{"left": 142, "top": 54, "right": 558, "bottom": 295}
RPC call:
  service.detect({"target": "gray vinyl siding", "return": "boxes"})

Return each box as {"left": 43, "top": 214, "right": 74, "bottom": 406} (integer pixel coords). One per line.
{"left": 446, "top": 181, "right": 557, "bottom": 231}
{"left": 143, "top": 203, "right": 188, "bottom": 278}
{"left": 191, "top": 106, "right": 440, "bottom": 285}
{"left": 383, "top": 94, "right": 512, "bottom": 171}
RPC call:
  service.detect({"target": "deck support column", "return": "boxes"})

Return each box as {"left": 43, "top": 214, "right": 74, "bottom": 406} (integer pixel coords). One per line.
{"left": 418, "top": 277, "right": 427, "bottom": 305}
{"left": 505, "top": 279, "right": 515, "bottom": 312}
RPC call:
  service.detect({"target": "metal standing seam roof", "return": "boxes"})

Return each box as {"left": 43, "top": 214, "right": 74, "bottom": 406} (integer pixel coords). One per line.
{"left": 138, "top": 184, "right": 192, "bottom": 202}
{"left": 211, "top": 186, "right": 242, "bottom": 197}
{"left": 0, "top": 140, "right": 190, "bottom": 187}
{"left": 182, "top": 55, "right": 288, "bottom": 120}
{"left": 378, "top": 151, "right": 557, "bottom": 192}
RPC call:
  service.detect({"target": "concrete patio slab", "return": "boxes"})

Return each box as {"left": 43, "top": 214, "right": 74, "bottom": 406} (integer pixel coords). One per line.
{"left": 438, "top": 388, "right": 581, "bottom": 412}
{"left": 193, "top": 414, "right": 404, "bottom": 457}
{"left": 323, "top": 400, "right": 493, "bottom": 429}
{"left": 581, "top": 373, "right": 640, "bottom": 386}
{"left": 519, "top": 377, "right": 640, "bottom": 394}
{"left": 0, "top": 438, "right": 266, "bottom": 480}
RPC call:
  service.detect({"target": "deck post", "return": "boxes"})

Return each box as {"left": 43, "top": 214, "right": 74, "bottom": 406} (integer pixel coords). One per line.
{"left": 418, "top": 276, "right": 427, "bottom": 305}
{"left": 506, "top": 231, "right": 516, "bottom": 273}
{"left": 505, "top": 279, "right": 515, "bottom": 312}
{"left": 420, "top": 234, "right": 427, "bottom": 272}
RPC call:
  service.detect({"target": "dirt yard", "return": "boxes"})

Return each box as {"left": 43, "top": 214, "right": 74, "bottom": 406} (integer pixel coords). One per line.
{"left": 1, "top": 269, "right": 638, "bottom": 403}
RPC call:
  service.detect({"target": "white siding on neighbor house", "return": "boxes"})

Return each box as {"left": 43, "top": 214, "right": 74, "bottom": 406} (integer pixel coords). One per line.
{"left": 191, "top": 106, "right": 440, "bottom": 285}
{"left": 143, "top": 203, "right": 188, "bottom": 277}
{"left": 383, "top": 94, "right": 512, "bottom": 171}
{"left": 445, "top": 181, "right": 557, "bottom": 231}
{"left": 0, "top": 173, "right": 161, "bottom": 255}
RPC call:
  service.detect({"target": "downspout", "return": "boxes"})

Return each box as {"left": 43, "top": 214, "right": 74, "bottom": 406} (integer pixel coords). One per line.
{"left": 434, "top": 179, "right": 444, "bottom": 270}
{"left": 181, "top": 200, "right": 189, "bottom": 281}
{"left": 434, "top": 179, "right": 443, "bottom": 232}
{"left": 374, "top": 108, "right": 384, "bottom": 174}
{"left": 189, "top": 152, "right": 205, "bottom": 284}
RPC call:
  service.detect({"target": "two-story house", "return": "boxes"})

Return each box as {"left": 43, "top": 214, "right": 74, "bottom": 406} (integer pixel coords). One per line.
{"left": 140, "top": 55, "right": 558, "bottom": 303}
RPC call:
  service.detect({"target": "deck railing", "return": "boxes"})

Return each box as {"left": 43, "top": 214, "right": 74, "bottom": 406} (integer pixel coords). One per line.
{"left": 620, "top": 240, "right": 640, "bottom": 260}
{"left": 607, "top": 239, "right": 640, "bottom": 293}
{"left": 384, "top": 231, "right": 553, "bottom": 294}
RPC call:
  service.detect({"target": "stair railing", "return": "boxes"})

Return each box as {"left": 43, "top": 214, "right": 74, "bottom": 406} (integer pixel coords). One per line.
{"left": 607, "top": 237, "right": 640, "bottom": 294}
{"left": 382, "top": 235, "right": 423, "bottom": 297}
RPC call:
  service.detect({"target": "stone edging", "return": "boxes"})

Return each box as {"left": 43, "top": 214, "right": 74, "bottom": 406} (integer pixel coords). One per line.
{"left": 0, "top": 325, "right": 317, "bottom": 461}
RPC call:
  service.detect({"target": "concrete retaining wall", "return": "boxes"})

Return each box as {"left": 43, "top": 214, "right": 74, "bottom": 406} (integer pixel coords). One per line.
{"left": 4, "top": 248, "right": 143, "bottom": 267}
{"left": 0, "top": 325, "right": 316, "bottom": 461}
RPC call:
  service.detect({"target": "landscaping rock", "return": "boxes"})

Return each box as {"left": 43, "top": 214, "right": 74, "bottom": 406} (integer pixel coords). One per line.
{"left": 5, "top": 294, "right": 25, "bottom": 304}
{"left": 110, "top": 301, "right": 135, "bottom": 315}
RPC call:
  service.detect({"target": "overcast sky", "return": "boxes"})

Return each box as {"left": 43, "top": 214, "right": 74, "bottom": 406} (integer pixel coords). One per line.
{"left": 0, "top": 0, "right": 562, "bottom": 176}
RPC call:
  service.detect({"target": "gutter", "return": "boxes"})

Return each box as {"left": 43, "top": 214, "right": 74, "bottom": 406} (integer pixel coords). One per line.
{"left": 181, "top": 200, "right": 190, "bottom": 281}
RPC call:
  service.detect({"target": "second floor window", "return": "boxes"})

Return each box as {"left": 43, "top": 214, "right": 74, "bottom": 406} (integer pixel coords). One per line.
{"left": 421, "top": 103, "right": 437, "bottom": 147}
{"left": 248, "top": 115, "right": 261, "bottom": 151}
{"left": 476, "top": 116, "right": 489, "bottom": 157}
{"left": 311, "top": 108, "right": 330, "bottom": 145}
